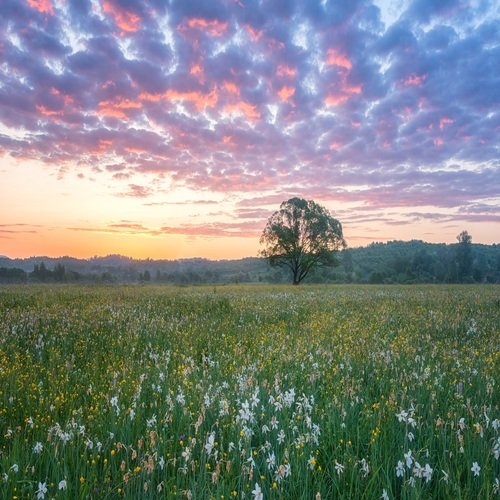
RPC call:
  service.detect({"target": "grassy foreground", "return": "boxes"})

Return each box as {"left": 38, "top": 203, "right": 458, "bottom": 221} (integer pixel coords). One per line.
{"left": 0, "top": 284, "right": 498, "bottom": 499}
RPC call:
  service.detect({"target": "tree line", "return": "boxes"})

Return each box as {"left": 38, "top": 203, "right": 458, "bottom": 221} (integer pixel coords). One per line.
{"left": 1, "top": 238, "right": 498, "bottom": 285}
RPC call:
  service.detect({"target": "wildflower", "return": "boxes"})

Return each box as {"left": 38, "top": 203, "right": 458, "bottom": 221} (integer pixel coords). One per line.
{"left": 158, "top": 456, "right": 165, "bottom": 470}
{"left": 493, "top": 437, "right": 500, "bottom": 460}
{"left": 33, "top": 442, "right": 43, "bottom": 454}
{"left": 36, "top": 482, "right": 48, "bottom": 499}
{"left": 266, "top": 452, "right": 276, "bottom": 470}
{"left": 205, "top": 433, "right": 215, "bottom": 456}
{"left": 270, "top": 416, "right": 279, "bottom": 429}
{"left": 404, "top": 450, "right": 413, "bottom": 468}
{"left": 423, "top": 464, "right": 433, "bottom": 483}
{"left": 9, "top": 464, "right": 18, "bottom": 473}
{"left": 58, "top": 479, "right": 67, "bottom": 491}
{"left": 359, "top": 458, "right": 370, "bottom": 477}
{"left": 407, "top": 432, "right": 415, "bottom": 442}
{"left": 441, "top": 470, "right": 449, "bottom": 483}
{"left": 493, "top": 478, "right": 499, "bottom": 494}
{"left": 471, "top": 462, "right": 481, "bottom": 477}
{"left": 413, "top": 462, "right": 424, "bottom": 478}
{"left": 277, "top": 429, "right": 285, "bottom": 444}
{"left": 381, "top": 489, "right": 390, "bottom": 500}
{"left": 252, "top": 482, "right": 263, "bottom": 500}
{"left": 307, "top": 455, "right": 317, "bottom": 470}
{"left": 396, "top": 460, "right": 405, "bottom": 478}
{"left": 396, "top": 410, "right": 408, "bottom": 422}
{"left": 334, "top": 461, "right": 345, "bottom": 475}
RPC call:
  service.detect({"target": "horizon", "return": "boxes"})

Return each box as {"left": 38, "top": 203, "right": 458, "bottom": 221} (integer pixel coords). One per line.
{"left": 1, "top": 235, "right": 497, "bottom": 263}
{"left": 1, "top": 0, "right": 499, "bottom": 260}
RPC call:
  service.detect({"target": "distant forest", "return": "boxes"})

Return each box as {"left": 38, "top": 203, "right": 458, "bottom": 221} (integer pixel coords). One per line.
{"left": 1, "top": 239, "right": 499, "bottom": 285}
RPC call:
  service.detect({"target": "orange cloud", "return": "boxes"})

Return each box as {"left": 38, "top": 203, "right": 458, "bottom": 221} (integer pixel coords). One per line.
{"left": 91, "top": 139, "right": 113, "bottom": 154}
{"left": 223, "top": 81, "right": 240, "bottom": 95}
{"left": 326, "top": 49, "right": 352, "bottom": 70}
{"left": 124, "top": 146, "right": 147, "bottom": 154}
{"left": 140, "top": 88, "right": 218, "bottom": 110}
{"left": 36, "top": 105, "right": 62, "bottom": 117}
{"left": 325, "top": 94, "right": 348, "bottom": 106}
{"left": 26, "top": 0, "right": 54, "bottom": 15}
{"left": 344, "top": 84, "right": 362, "bottom": 95}
{"left": 434, "top": 138, "right": 444, "bottom": 146}
{"left": 184, "top": 17, "right": 228, "bottom": 37}
{"left": 97, "top": 98, "right": 142, "bottom": 119}
{"left": 278, "top": 85, "right": 295, "bottom": 102}
{"left": 224, "top": 101, "right": 260, "bottom": 121}
{"left": 102, "top": 0, "right": 141, "bottom": 34}
{"left": 330, "top": 142, "right": 343, "bottom": 151}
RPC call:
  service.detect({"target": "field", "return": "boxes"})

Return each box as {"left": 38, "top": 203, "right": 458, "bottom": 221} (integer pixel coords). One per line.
{"left": 0, "top": 285, "right": 498, "bottom": 499}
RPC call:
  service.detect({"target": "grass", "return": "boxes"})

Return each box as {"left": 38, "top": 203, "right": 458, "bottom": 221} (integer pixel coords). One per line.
{"left": 0, "top": 284, "right": 498, "bottom": 498}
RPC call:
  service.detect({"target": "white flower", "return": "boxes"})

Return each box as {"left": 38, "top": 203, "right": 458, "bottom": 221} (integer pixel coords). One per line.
{"left": 359, "top": 458, "right": 370, "bottom": 477}
{"left": 277, "top": 429, "right": 285, "bottom": 444}
{"left": 36, "top": 482, "right": 48, "bottom": 499}
{"left": 266, "top": 451, "right": 276, "bottom": 470}
{"left": 9, "top": 464, "right": 18, "bottom": 473}
{"left": 413, "top": 462, "right": 424, "bottom": 478}
{"left": 182, "top": 447, "right": 191, "bottom": 462}
{"left": 381, "top": 488, "right": 390, "bottom": 500}
{"left": 205, "top": 433, "right": 215, "bottom": 456}
{"left": 471, "top": 461, "right": 481, "bottom": 477}
{"left": 307, "top": 455, "right": 316, "bottom": 470}
{"left": 396, "top": 460, "right": 405, "bottom": 478}
{"left": 423, "top": 464, "right": 433, "bottom": 483}
{"left": 407, "top": 432, "right": 415, "bottom": 442}
{"left": 252, "top": 482, "right": 263, "bottom": 500}
{"left": 441, "top": 470, "right": 449, "bottom": 483}
{"left": 396, "top": 410, "right": 408, "bottom": 422}
{"left": 58, "top": 479, "right": 67, "bottom": 491}
{"left": 334, "top": 461, "right": 345, "bottom": 475}
{"left": 33, "top": 442, "right": 43, "bottom": 454}
{"left": 158, "top": 456, "right": 165, "bottom": 470}
{"left": 404, "top": 450, "right": 413, "bottom": 468}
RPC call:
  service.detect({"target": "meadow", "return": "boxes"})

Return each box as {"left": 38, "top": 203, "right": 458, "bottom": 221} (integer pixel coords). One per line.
{"left": 0, "top": 284, "right": 498, "bottom": 499}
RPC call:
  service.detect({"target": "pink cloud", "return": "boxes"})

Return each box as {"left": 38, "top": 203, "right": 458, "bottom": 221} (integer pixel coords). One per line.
{"left": 183, "top": 17, "right": 228, "bottom": 37}
{"left": 26, "top": 0, "right": 54, "bottom": 15}
{"left": 276, "top": 65, "right": 297, "bottom": 78}
{"left": 102, "top": 0, "right": 141, "bottom": 34}
{"left": 439, "top": 117, "right": 454, "bottom": 129}
{"left": 244, "top": 24, "right": 263, "bottom": 42}
{"left": 278, "top": 85, "right": 295, "bottom": 102}
{"left": 140, "top": 88, "right": 218, "bottom": 110}
{"left": 326, "top": 49, "right": 352, "bottom": 70}
{"left": 223, "top": 81, "right": 240, "bottom": 95}
{"left": 325, "top": 94, "right": 348, "bottom": 106}
{"left": 224, "top": 101, "right": 260, "bottom": 120}
{"left": 403, "top": 74, "right": 427, "bottom": 86}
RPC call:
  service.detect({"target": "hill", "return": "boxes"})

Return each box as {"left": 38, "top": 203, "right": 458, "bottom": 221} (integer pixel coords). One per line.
{"left": 0, "top": 240, "right": 499, "bottom": 284}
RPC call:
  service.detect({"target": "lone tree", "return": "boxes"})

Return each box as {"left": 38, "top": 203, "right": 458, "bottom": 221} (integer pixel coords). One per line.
{"left": 260, "top": 197, "right": 346, "bottom": 284}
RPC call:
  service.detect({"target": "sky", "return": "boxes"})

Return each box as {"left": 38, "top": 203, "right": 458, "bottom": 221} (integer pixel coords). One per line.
{"left": 0, "top": 0, "right": 499, "bottom": 260}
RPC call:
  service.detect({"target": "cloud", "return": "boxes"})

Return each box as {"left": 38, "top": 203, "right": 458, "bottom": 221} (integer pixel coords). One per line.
{"left": 0, "top": 0, "right": 498, "bottom": 223}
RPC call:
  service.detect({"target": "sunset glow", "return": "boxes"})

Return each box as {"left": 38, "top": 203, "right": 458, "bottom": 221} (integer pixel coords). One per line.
{"left": 0, "top": 0, "right": 498, "bottom": 259}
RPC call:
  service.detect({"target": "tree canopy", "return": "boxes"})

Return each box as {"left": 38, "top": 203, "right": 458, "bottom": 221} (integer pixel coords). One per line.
{"left": 260, "top": 197, "right": 346, "bottom": 284}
